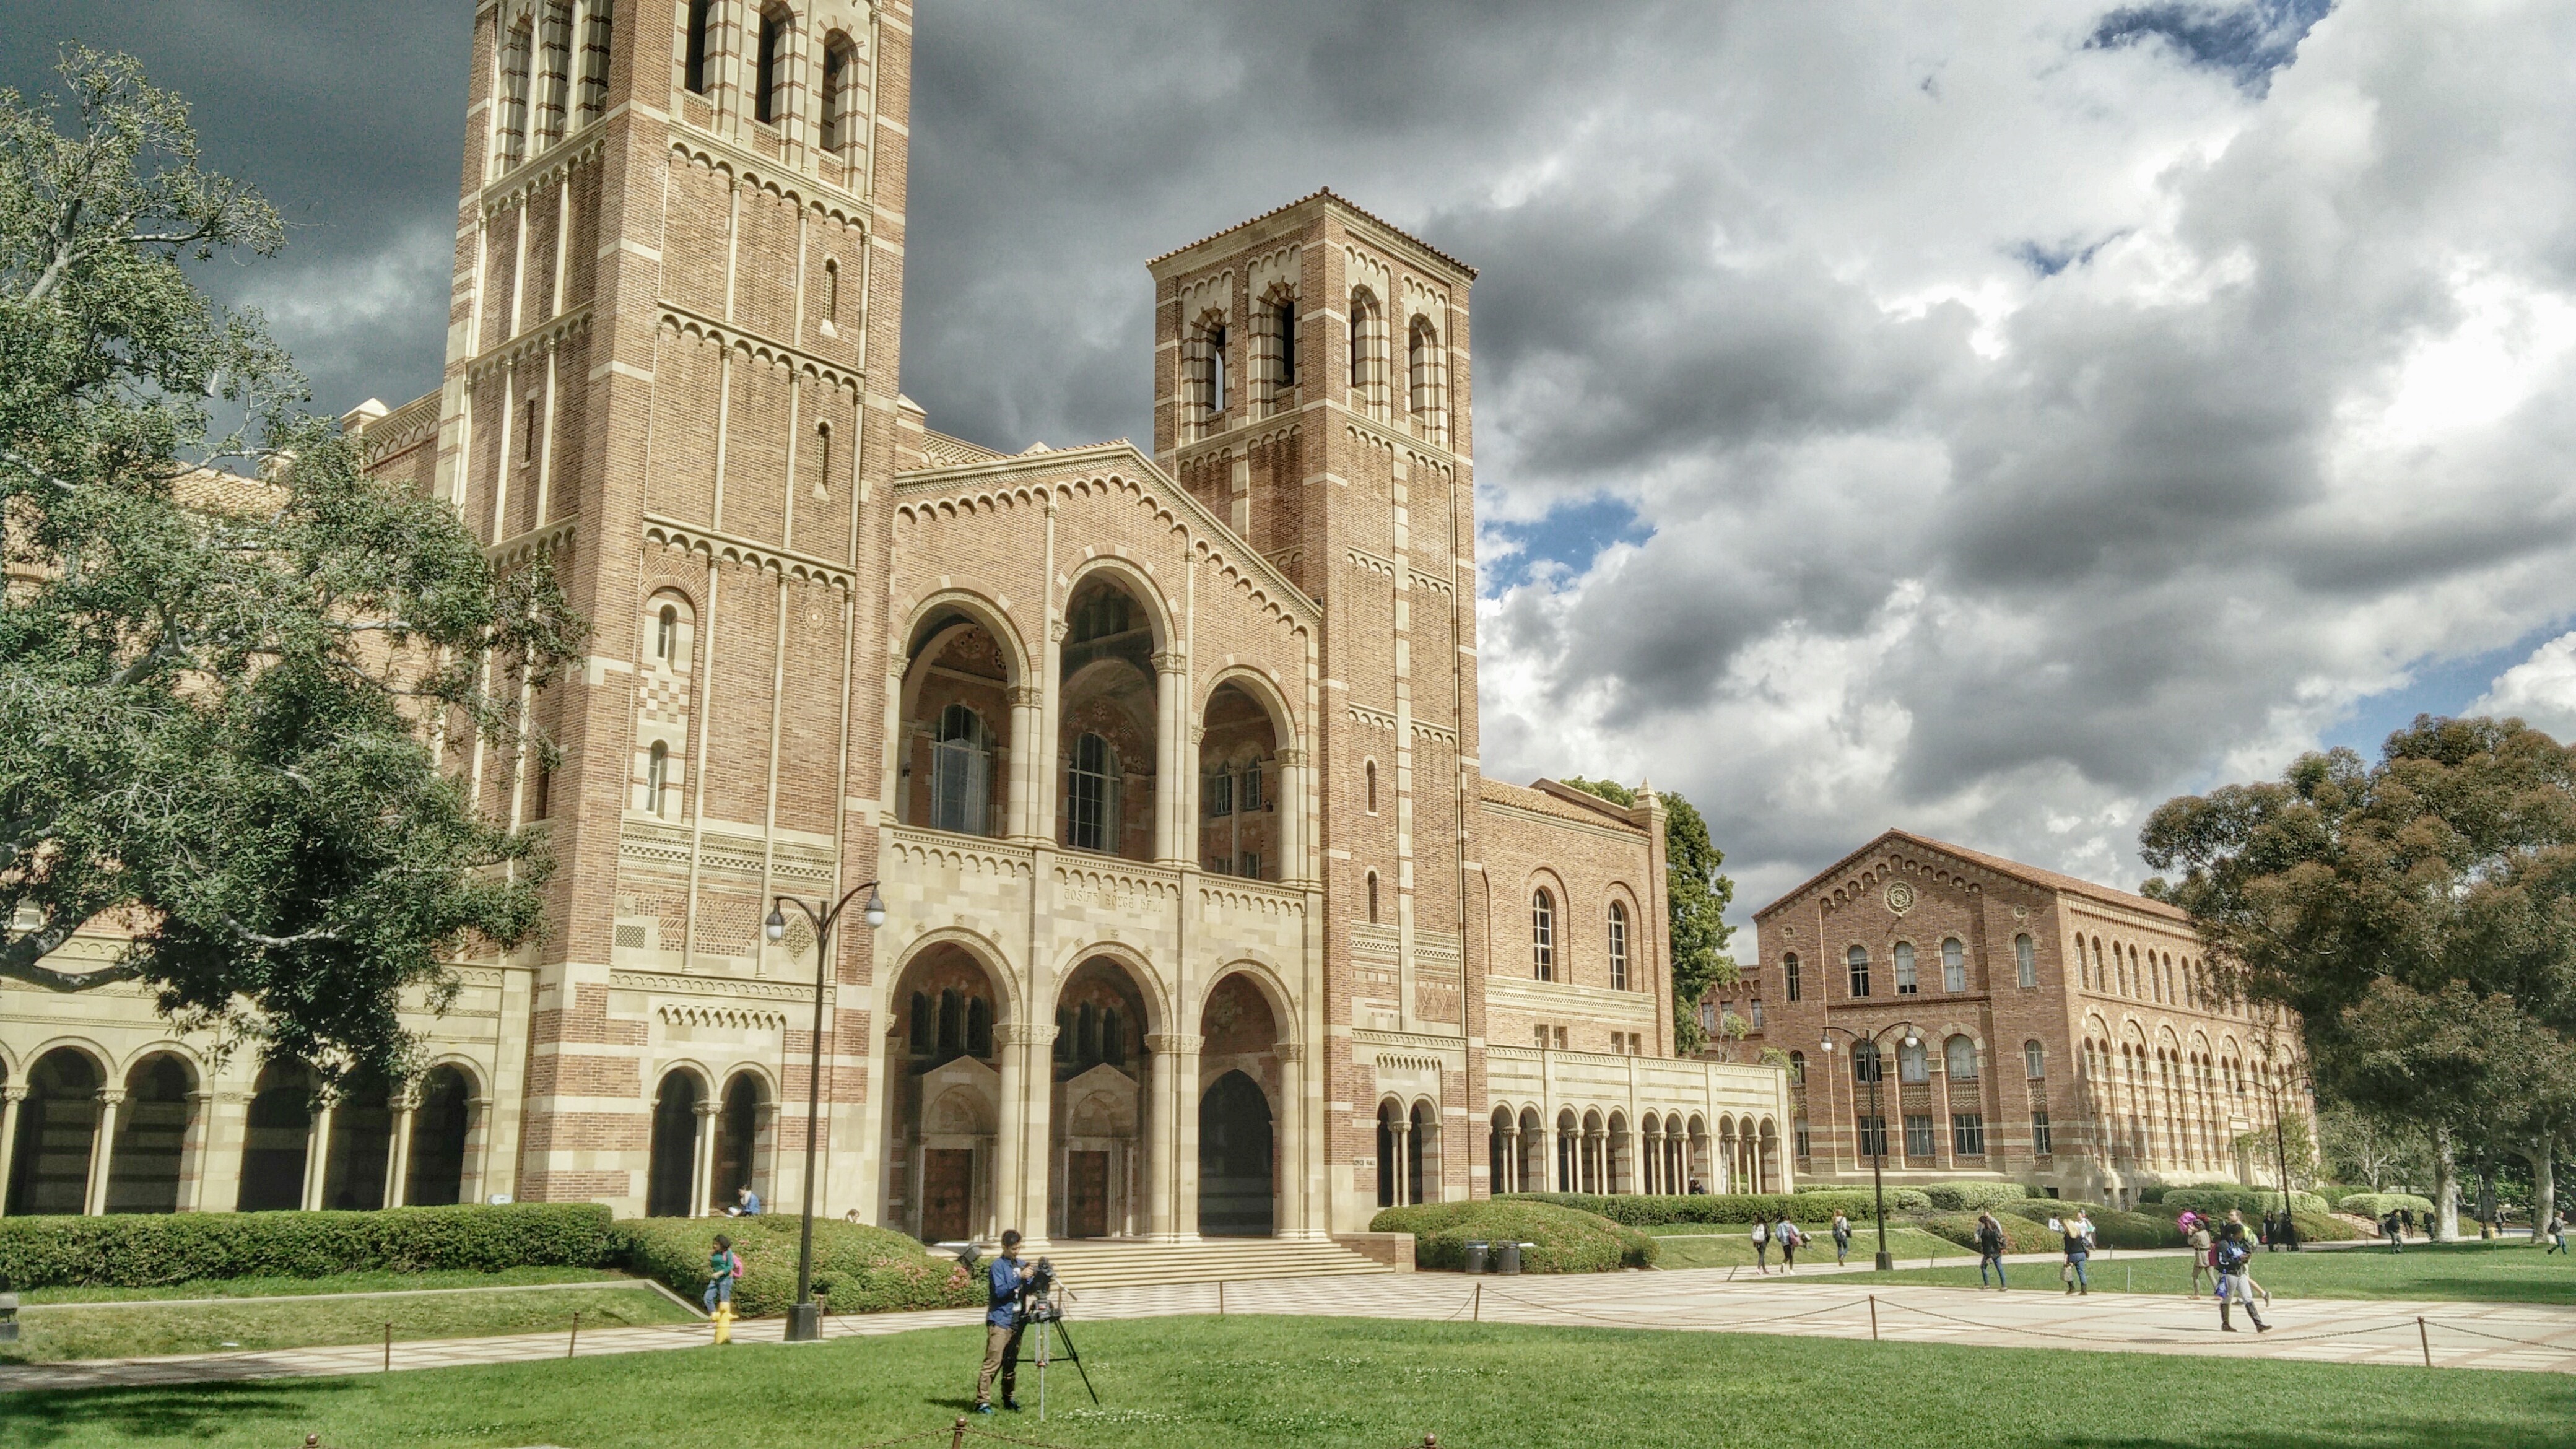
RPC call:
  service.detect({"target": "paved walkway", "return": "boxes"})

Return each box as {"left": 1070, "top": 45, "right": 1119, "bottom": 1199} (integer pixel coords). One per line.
{"left": 7, "top": 1267, "right": 2574, "bottom": 1393}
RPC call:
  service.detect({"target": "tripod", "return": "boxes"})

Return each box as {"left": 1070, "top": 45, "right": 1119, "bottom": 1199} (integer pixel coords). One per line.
{"left": 1023, "top": 1286, "right": 1098, "bottom": 1421}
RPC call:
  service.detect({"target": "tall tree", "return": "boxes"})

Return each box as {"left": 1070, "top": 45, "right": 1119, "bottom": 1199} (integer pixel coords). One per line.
{"left": 0, "top": 51, "right": 583, "bottom": 1083}
{"left": 1560, "top": 778, "right": 1739, "bottom": 1051}
{"left": 2139, "top": 716, "right": 2576, "bottom": 1238}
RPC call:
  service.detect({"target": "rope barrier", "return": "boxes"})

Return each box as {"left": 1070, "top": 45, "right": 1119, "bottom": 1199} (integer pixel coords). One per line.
{"left": 1868, "top": 1296, "right": 2445, "bottom": 1347}
{"left": 2419, "top": 1317, "right": 2576, "bottom": 1348}
{"left": 1476, "top": 1286, "right": 1876, "bottom": 1333}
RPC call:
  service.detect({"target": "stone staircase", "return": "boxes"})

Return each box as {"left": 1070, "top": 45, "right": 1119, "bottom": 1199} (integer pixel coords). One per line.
{"left": 949, "top": 1237, "right": 1395, "bottom": 1291}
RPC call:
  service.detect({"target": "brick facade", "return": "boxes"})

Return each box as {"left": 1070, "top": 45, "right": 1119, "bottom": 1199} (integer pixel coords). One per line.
{"left": 0, "top": 0, "right": 1785, "bottom": 1235}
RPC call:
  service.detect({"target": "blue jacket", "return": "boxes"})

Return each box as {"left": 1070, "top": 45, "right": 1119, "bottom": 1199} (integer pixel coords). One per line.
{"left": 987, "top": 1255, "right": 1030, "bottom": 1328}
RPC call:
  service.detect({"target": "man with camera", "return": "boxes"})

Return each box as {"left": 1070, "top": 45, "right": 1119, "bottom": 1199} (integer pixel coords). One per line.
{"left": 975, "top": 1229, "right": 1033, "bottom": 1414}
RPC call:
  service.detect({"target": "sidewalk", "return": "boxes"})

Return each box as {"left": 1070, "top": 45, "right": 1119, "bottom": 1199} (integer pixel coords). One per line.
{"left": 6, "top": 1266, "right": 2573, "bottom": 1393}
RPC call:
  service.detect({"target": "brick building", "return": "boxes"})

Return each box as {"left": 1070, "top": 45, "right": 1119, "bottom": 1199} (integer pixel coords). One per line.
{"left": 0, "top": 0, "right": 1785, "bottom": 1236}
{"left": 1720, "top": 830, "right": 2310, "bottom": 1208}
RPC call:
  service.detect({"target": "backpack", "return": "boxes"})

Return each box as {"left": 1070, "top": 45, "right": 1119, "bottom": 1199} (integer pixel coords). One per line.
{"left": 1751, "top": 1221, "right": 1767, "bottom": 1244}
{"left": 2214, "top": 1237, "right": 2249, "bottom": 1274}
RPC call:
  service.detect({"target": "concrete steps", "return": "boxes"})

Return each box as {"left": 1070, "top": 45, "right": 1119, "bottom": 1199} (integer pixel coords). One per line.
{"left": 960, "top": 1237, "right": 1393, "bottom": 1291}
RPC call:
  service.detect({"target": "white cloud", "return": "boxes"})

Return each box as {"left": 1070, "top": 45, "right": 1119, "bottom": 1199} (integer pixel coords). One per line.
{"left": 2473, "top": 633, "right": 2576, "bottom": 741}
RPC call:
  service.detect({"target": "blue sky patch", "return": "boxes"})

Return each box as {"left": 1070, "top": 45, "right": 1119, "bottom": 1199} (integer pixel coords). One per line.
{"left": 2087, "top": 0, "right": 2335, "bottom": 94}
{"left": 1482, "top": 494, "right": 1653, "bottom": 596}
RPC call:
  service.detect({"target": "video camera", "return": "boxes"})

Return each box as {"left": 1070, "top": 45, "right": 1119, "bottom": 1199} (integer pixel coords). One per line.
{"left": 1017, "top": 1256, "right": 1061, "bottom": 1322}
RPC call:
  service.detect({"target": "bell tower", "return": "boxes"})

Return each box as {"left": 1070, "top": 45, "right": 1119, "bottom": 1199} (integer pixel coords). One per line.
{"left": 1149, "top": 193, "right": 1482, "bottom": 1221}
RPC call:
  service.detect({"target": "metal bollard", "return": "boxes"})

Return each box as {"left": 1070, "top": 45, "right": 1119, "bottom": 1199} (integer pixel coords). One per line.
{"left": 2419, "top": 1317, "right": 2432, "bottom": 1368}
{"left": 567, "top": 1310, "right": 580, "bottom": 1359}
{"left": 383, "top": 1323, "right": 393, "bottom": 1373}
{"left": 1869, "top": 1294, "right": 1879, "bottom": 1341}
{"left": 951, "top": 1416, "right": 970, "bottom": 1449}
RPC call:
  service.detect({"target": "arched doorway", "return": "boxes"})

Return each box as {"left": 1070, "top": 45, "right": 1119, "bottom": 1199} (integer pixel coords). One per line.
{"left": 237, "top": 1061, "right": 314, "bottom": 1212}
{"left": 1058, "top": 573, "right": 1160, "bottom": 861}
{"left": 1554, "top": 1108, "right": 1578, "bottom": 1192}
{"left": 1198, "top": 1071, "right": 1273, "bottom": 1235}
{"left": 1377, "top": 1100, "right": 1403, "bottom": 1208}
{"left": 323, "top": 1074, "right": 396, "bottom": 1211}
{"left": 406, "top": 1066, "right": 474, "bottom": 1207}
{"left": 7, "top": 1048, "right": 102, "bottom": 1215}
{"left": 1518, "top": 1107, "right": 1545, "bottom": 1194}
{"left": 884, "top": 941, "right": 1004, "bottom": 1241}
{"left": 712, "top": 1073, "right": 767, "bottom": 1212}
{"left": 108, "top": 1054, "right": 194, "bottom": 1214}
{"left": 1488, "top": 1107, "right": 1511, "bottom": 1194}
{"left": 646, "top": 1071, "right": 703, "bottom": 1217}
{"left": 1051, "top": 955, "right": 1149, "bottom": 1238}
{"left": 1407, "top": 1101, "right": 1435, "bottom": 1205}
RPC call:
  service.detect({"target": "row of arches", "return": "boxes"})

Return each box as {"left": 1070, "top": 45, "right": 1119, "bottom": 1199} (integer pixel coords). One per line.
{"left": 1484, "top": 1107, "right": 1780, "bottom": 1197}
{"left": 1177, "top": 285, "right": 1447, "bottom": 445}
{"left": 492, "top": 0, "right": 614, "bottom": 175}
{"left": 676, "top": 1, "right": 872, "bottom": 160}
{"left": 2079, "top": 1019, "right": 2289, "bottom": 1172}
{"left": 2074, "top": 934, "right": 2238, "bottom": 1014}
{"left": 1809, "top": 933, "right": 2042, "bottom": 1001}
{"left": 1, "top": 1048, "right": 481, "bottom": 1217}
{"left": 644, "top": 1068, "right": 776, "bottom": 1217}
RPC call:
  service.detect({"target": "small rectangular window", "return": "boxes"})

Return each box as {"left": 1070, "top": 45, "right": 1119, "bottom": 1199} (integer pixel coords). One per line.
{"left": 1203, "top": 771, "right": 1232, "bottom": 819}
{"left": 1239, "top": 851, "right": 1260, "bottom": 879}
{"left": 2031, "top": 1111, "right": 2053, "bottom": 1156}
{"left": 1855, "top": 1115, "right": 1887, "bottom": 1160}
{"left": 1904, "top": 1114, "right": 1936, "bottom": 1159}
{"left": 1793, "top": 1118, "right": 1811, "bottom": 1159}
{"left": 1785, "top": 955, "right": 1801, "bottom": 1001}
{"left": 1553, "top": 1026, "right": 1567, "bottom": 1050}
{"left": 1952, "top": 1113, "right": 1986, "bottom": 1157}
{"left": 1749, "top": 998, "right": 1764, "bottom": 1029}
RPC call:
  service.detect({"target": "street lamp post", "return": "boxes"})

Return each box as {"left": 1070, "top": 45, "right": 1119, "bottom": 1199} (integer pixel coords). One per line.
{"left": 1819, "top": 1020, "right": 1920, "bottom": 1273}
{"left": 764, "top": 881, "right": 887, "bottom": 1343}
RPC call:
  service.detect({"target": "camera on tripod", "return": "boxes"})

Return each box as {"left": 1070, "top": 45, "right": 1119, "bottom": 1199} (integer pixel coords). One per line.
{"left": 1017, "top": 1257, "right": 1061, "bottom": 1321}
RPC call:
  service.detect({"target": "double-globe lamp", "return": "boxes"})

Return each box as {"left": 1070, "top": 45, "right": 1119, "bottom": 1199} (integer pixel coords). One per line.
{"left": 763, "top": 882, "right": 887, "bottom": 1342}
{"left": 1817, "top": 1022, "right": 1920, "bottom": 1273}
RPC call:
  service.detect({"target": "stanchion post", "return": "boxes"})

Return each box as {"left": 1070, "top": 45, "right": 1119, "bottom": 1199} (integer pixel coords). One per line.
{"left": 2419, "top": 1317, "right": 2432, "bottom": 1368}
{"left": 951, "top": 1416, "right": 969, "bottom": 1449}
{"left": 567, "top": 1310, "right": 580, "bottom": 1359}
{"left": 383, "top": 1322, "right": 392, "bottom": 1372}
{"left": 1217, "top": 1280, "right": 1225, "bottom": 1316}
{"left": 1869, "top": 1295, "right": 1880, "bottom": 1341}
{"left": 1473, "top": 1283, "right": 1482, "bottom": 1321}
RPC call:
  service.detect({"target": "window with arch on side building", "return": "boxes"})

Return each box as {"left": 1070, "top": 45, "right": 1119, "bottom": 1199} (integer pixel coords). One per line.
{"left": 645, "top": 740, "right": 671, "bottom": 817}
{"left": 752, "top": 3, "right": 792, "bottom": 124}
{"left": 1366, "top": 870, "right": 1380, "bottom": 925}
{"left": 1898, "top": 1037, "right": 1929, "bottom": 1084}
{"left": 1894, "top": 941, "right": 1917, "bottom": 994}
{"left": 2015, "top": 933, "right": 2037, "bottom": 988}
{"left": 820, "top": 33, "right": 863, "bottom": 160}
{"left": 1606, "top": 902, "right": 1629, "bottom": 990}
{"left": 1946, "top": 1035, "right": 1978, "bottom": 1080}
{"left": 682, "top": 0, "right": 715, "bottom": 95}
{"left": 2024, "top": 1039, "right": 2047, "bottom": 1078}
{"left": 1530, "top": 889, "right": 1556, "bottom": 981}
{"left": 1942, "top": 937, "right": 1965, "bottom": 992}
{"left": 1783, "top": 952, "right": 1801, "bottom": 1001}
{"left": 1846, "top": 944, "right": 1870, "bottom": 998}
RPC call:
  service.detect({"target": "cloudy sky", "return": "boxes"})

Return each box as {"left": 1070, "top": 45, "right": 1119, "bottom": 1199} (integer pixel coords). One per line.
{"left": 15, "top": 1, "right": 2576, "bottom": 922}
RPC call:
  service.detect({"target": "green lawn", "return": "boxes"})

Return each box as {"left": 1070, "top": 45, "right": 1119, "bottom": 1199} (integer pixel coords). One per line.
{"left": 1771, "top": 1238, "right": 2576, "bottom": 1305}
{"left": 15, "top": 1265, "right": 630, "bottom": 1305}
{"left": 1641, "top": 1221, "right": 1965, "bottom": 1269}
{"left": 3, "top": 1316, "right": 2567, "bottom": 1449}
{"left": 2, "top": 1281, "right": 694, "bottom": 1364}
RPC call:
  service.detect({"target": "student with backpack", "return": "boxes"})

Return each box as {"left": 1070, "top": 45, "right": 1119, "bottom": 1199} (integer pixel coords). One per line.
{"left": 2546, "top": 1211, "right": 2567, "bottom": 1255}
{"left": 704, "top": 1234, "right": 744, "bottom": 1314}
{"left": 1975, "top": 1211, "right": 2008, "bottom": 1290}
{"left": 1775, "top": 1216, "right": 1804, "bottom": 1273}
{"left": 2058, "top": 1211, "right": 2093, "bottom": 1295}
{"left": 1750, "top": 1217, "right": 1770, "bottom": 1273}
{"left": 2213, "top": 1218, "right": 2271, "bottom": 1333}
{"left": 1831, "top": 1212, "right": 1853, "bottom": 1266}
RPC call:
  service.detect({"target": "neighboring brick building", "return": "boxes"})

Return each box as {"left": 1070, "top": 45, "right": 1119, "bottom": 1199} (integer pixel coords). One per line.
{"left": 0, "top": 0, "right": 1784, "bottom": 1235}
{"left": 1722, "top": 830, "right": 2310, "bottom": 1208}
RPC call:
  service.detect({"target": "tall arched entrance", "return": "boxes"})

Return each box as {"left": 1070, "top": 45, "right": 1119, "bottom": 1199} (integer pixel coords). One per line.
{"left": 406, "top": 1065, "right": 474, "bottom": 1207}
{"left": 237, "top": 1061, "right": 314, "bottom": 1212}
{"left": 1198, "top": 1071, "right": 1273, "bottom": 1235}
{"left": 645, "top": 1070, "right": 702, "bottom": 1217}
{"left": 882, "top": 941, "right": 1004, "bottom": 1242}
{"left": 712, "top": 1073, "right": 770, "bottom": 1211}
{"left": 323, "top": 1074, "right": 396, "bottom": 1211}
{"left": 107, "top": 1053, "right": 195, "bottom": 1214}
{"left": 1050, "top": 955, "right": 1149, "bottom": 1239}
{"left": 6, "top": 1048, "right": 102, "bottom": 1215}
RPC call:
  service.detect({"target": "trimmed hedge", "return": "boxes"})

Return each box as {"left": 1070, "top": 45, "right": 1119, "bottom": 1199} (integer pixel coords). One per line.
{"left": 1921, "top": 1182, "right": 2032, "bottom": 1212}
{"left": 1920, "top": 1211, "right": 2057, "bottom": 1255}
{"left": 0, "top": 1204, "right": 618, "bottom": 1291}
{"left": 1372, "top": 1201, "right": 1655, "bottom": 1273}
{"left": 2289, "top": 1211, "right": 2365, "bottom": 1242}
{"left": 617, "top": 1216, "right": 979, "bottom": 1318}
{"left": 2335, "top": 1193, "right": 2437, "bottom": 1221}
{"left": 1992, "top": 1201, "right": 2178, "bottom": 1250}
{"left": 2162, "top": 1186, "right": 2330, "bottom": 1217}
{"left": 1502, "top": 1189, "right": 1929, "bottom": 1225}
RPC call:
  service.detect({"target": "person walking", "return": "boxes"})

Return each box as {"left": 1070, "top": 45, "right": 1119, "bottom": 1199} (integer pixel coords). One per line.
{"left": 975, "top": 1230, "right": 1032, "bottom": 1414}
{"left": 1776, "top": 1216, "right": 1804, "bottom": 1273}
{"left": 1975, "top": 1211, "right": 2009, "bottom": 1290}
{"left": 2060, "top": 1211, "right": 2092, "bottom": 1296}
{"left": 2545, "top": 1210, "right": 2567, "bottom": 1255}
{"left": 2187, "top": 1215, "right": 2216, "bottom": 1299}
{"left": 2213, "top": 1219, "right": 2272, "bottom": 1333}
{"left": 1832, "top": 1212, "right": 1853, "bottom": 1266}
{"left": 1750, "top": 1216, "right": 1770, "bottom": 1274}
{"left": 703, "top": 1234, "right": 742, "bottom": 1315}
{"left": 2382, "top": 1211, "right": 2405, "bottom": 1253}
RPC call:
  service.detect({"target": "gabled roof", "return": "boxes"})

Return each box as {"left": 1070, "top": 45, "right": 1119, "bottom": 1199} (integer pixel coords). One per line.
{"left": 1146, "top": 188, "right": 1478, "bottom": 279}
{"left": 1757, "top": 829, "right": 2189, "bottom": 923}
{"left": 1479, "top": 778, "right": 1647, "bottom": 834}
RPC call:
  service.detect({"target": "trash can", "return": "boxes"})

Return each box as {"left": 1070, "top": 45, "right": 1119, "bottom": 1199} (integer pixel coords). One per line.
{"left": 1464, "top": 1240, "right": 1490, "bottom": 1274}
{"left": 1497, "top": 1241, "right": 1525, "bottom": 1275}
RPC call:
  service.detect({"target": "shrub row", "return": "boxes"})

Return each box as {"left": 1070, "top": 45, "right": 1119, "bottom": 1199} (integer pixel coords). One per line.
{"left": 1919, "top": 1211, "right": 2058, "bottom": 1255}
{"left": 1920, "top": 1181, "right": 2034, "bottom": 1212}
{"left": 1371, "top": 1201, "right": 1655, "bottom": 1273}
{"left": 1500, "top": 1189, "right": 1930, "bottom": 1225}
{"left": 616, "top": 1216, "right": 980, "bottom": 1318}
{"left": 2162, "top": 1186, "right": 2331, "bottom": 1217}
{"left": 0, "top": 1204, "right": 619, "bottom": 1290}
{"left": 2287, "top": 1211, "right": 2365, "bottom": 1243}
{"left": 2334, "top": 1193, "right": 2437, "bottom": 1220}
{"left": 1993, "top": 1201, "right": 2185, "bottom": 1250}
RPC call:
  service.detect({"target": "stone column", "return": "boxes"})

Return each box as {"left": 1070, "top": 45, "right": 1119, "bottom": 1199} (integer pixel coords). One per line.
{"left": 1005, "top": 684, "right": 1045, "bottom": 842}
{"left": 1275, "top": 747, "right": 1309, "bottom": 884}
{"left": 82, "top": 1088, "right": 125, "bottom": 1216}
{"left": 997, "top": 1021, "right": 1056, "bottom": 1243}
{"left": 464, "top": 1097, "right": 494, "bottom": 1204}
{"left": 1276, "top": 1042, "right": 1308, "bottom": 1235}
{"left": 0, "top": 1086, "right": 25, "bottom": 1216}
{"left": 1152, "top": 651, "right": 1189, "bottom": 864}
{"left": 1501, "top": 1127, "right": 1521, "bottom": 1194}
{"left": 692, "top": 1100, "right": 720, "bottom": 1217}
{"left": 302, "top": 1100, "right": 336, "bottom": 1211}
{"left": 1173, "top": 1034, "right": 1204, "bottom": 1237}
{"left": 176, "top": 1090, "right": 217, "bottom": 1213}
{"left": 385, "top": 1093, "right": 419, "bottom": 1209}
{"left": 194, "top": 1089, "right": 250, "bottom": 1213}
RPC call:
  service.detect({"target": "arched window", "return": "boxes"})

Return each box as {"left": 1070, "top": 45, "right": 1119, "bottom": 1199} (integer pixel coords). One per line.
{"left": 931, "top": 703, "right": 993, "bottom": 836}
{"left": 753, "top": 4, "right": 790, "bottom": 125}
{"left": 1851, "top": 1040, "right": 1881, "bottom": 1084}
{"left": 536, "top": 1, "right": 573, "bottom": 149}
{"left": 1946, "top": 1035, "right": 1978, "bottom": 1080}
{"left": 2024, "top": 1040, "right": 2047, "bottom": 1078}
{"left": 1065, "top": 732, "right": 1116, "bottom": 853}
{"left": 1364, "top": 760, "right": 1378, "bottom": 813}
{"left": 684, "top": 0, "right": 715, "bottom": 95}
{"left": 1607, "top": 902, "right": 1629, "bottom": 990}
{"left": 2015, "top": 933, "right": 2037, "bottom": 988}
{"left": 1942, "top": 938, "right": 1965, "bottom": 992}
{"left": 1786, "top": 1050, "right": 1805, "bottom": 1084}
{"left": 1407, "top": 316, "right": 1442, "bottom": 440}
{"left": 498, "top": 17, "right": 534, "bottom": 170}
{"left": 820, "top": 33, "right": 861, "bottom": 158}
{"left": 1276, "top": 292, "right": 1297, "bottom": 388}
{"left": 1782, "top": 952, "right": 1801, "bottom": 1001}
{"left": 1847, "top": 945, "right": 1871, "bottom": 998}
{"left": 655, "top": 604, "right": 677, "bottom": 661}
{"left": 1347, "top": 287, "right": 1386, "bottom": 416}
{"left": 1893, "top": 941, "right": 1918, "bottom": 994}
{"left": 821, "top": 259, "right": 840, "bottom": 323}
{"left": 1183, "top": 313, "right": 1229, "bottom": 439}
{"left": 1899, "top": 1037, "right": 1929, "bottom": 1084}
{"left": 577, "top": 0, "right": 613, "bottom": 124}
{"left": 908, "top": 991, "right": 932, "bottom": 1053}
{"left": 1531, "top": 890, "right": 1556, "bottom": 981}
{"left": 812, "top": 422, "right": 832, "bottom": 498}
{"left": 646, "top": 740, "right": 671, "bottom": 816}
{"left": 1367, "top": 871, "right": 1380, "bottom": 924}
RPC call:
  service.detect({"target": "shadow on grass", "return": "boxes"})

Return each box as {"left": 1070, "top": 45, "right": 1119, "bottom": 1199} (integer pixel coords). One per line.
{"left": 0, "top": 1382, "right": 358, "bottom": 1446}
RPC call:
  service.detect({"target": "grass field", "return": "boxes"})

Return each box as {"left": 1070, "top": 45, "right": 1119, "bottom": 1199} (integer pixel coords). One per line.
{"left": 1, "top": 1279, "right": 693, "bottom": 1364}
{"left": 1774, "top": 1238, "right": 2576, "bottom": 1304}
{"left": 3, "top": 1315, "right": 2568, "bottom": 1449}
{"left": 14, "top": 1265, "right": 630, "bottom": 1305}
{"left": 1640, "top": 1221, "right": 1966, "bottom": 1269}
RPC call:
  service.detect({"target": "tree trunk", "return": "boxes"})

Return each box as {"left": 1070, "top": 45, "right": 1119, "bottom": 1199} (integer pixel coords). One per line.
{"left": 2527, "top": 1138, "right": 2556, "bottom": 1247}
{"left": 2432, "top": 1123, "right": 2459, "bottom": 1242}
